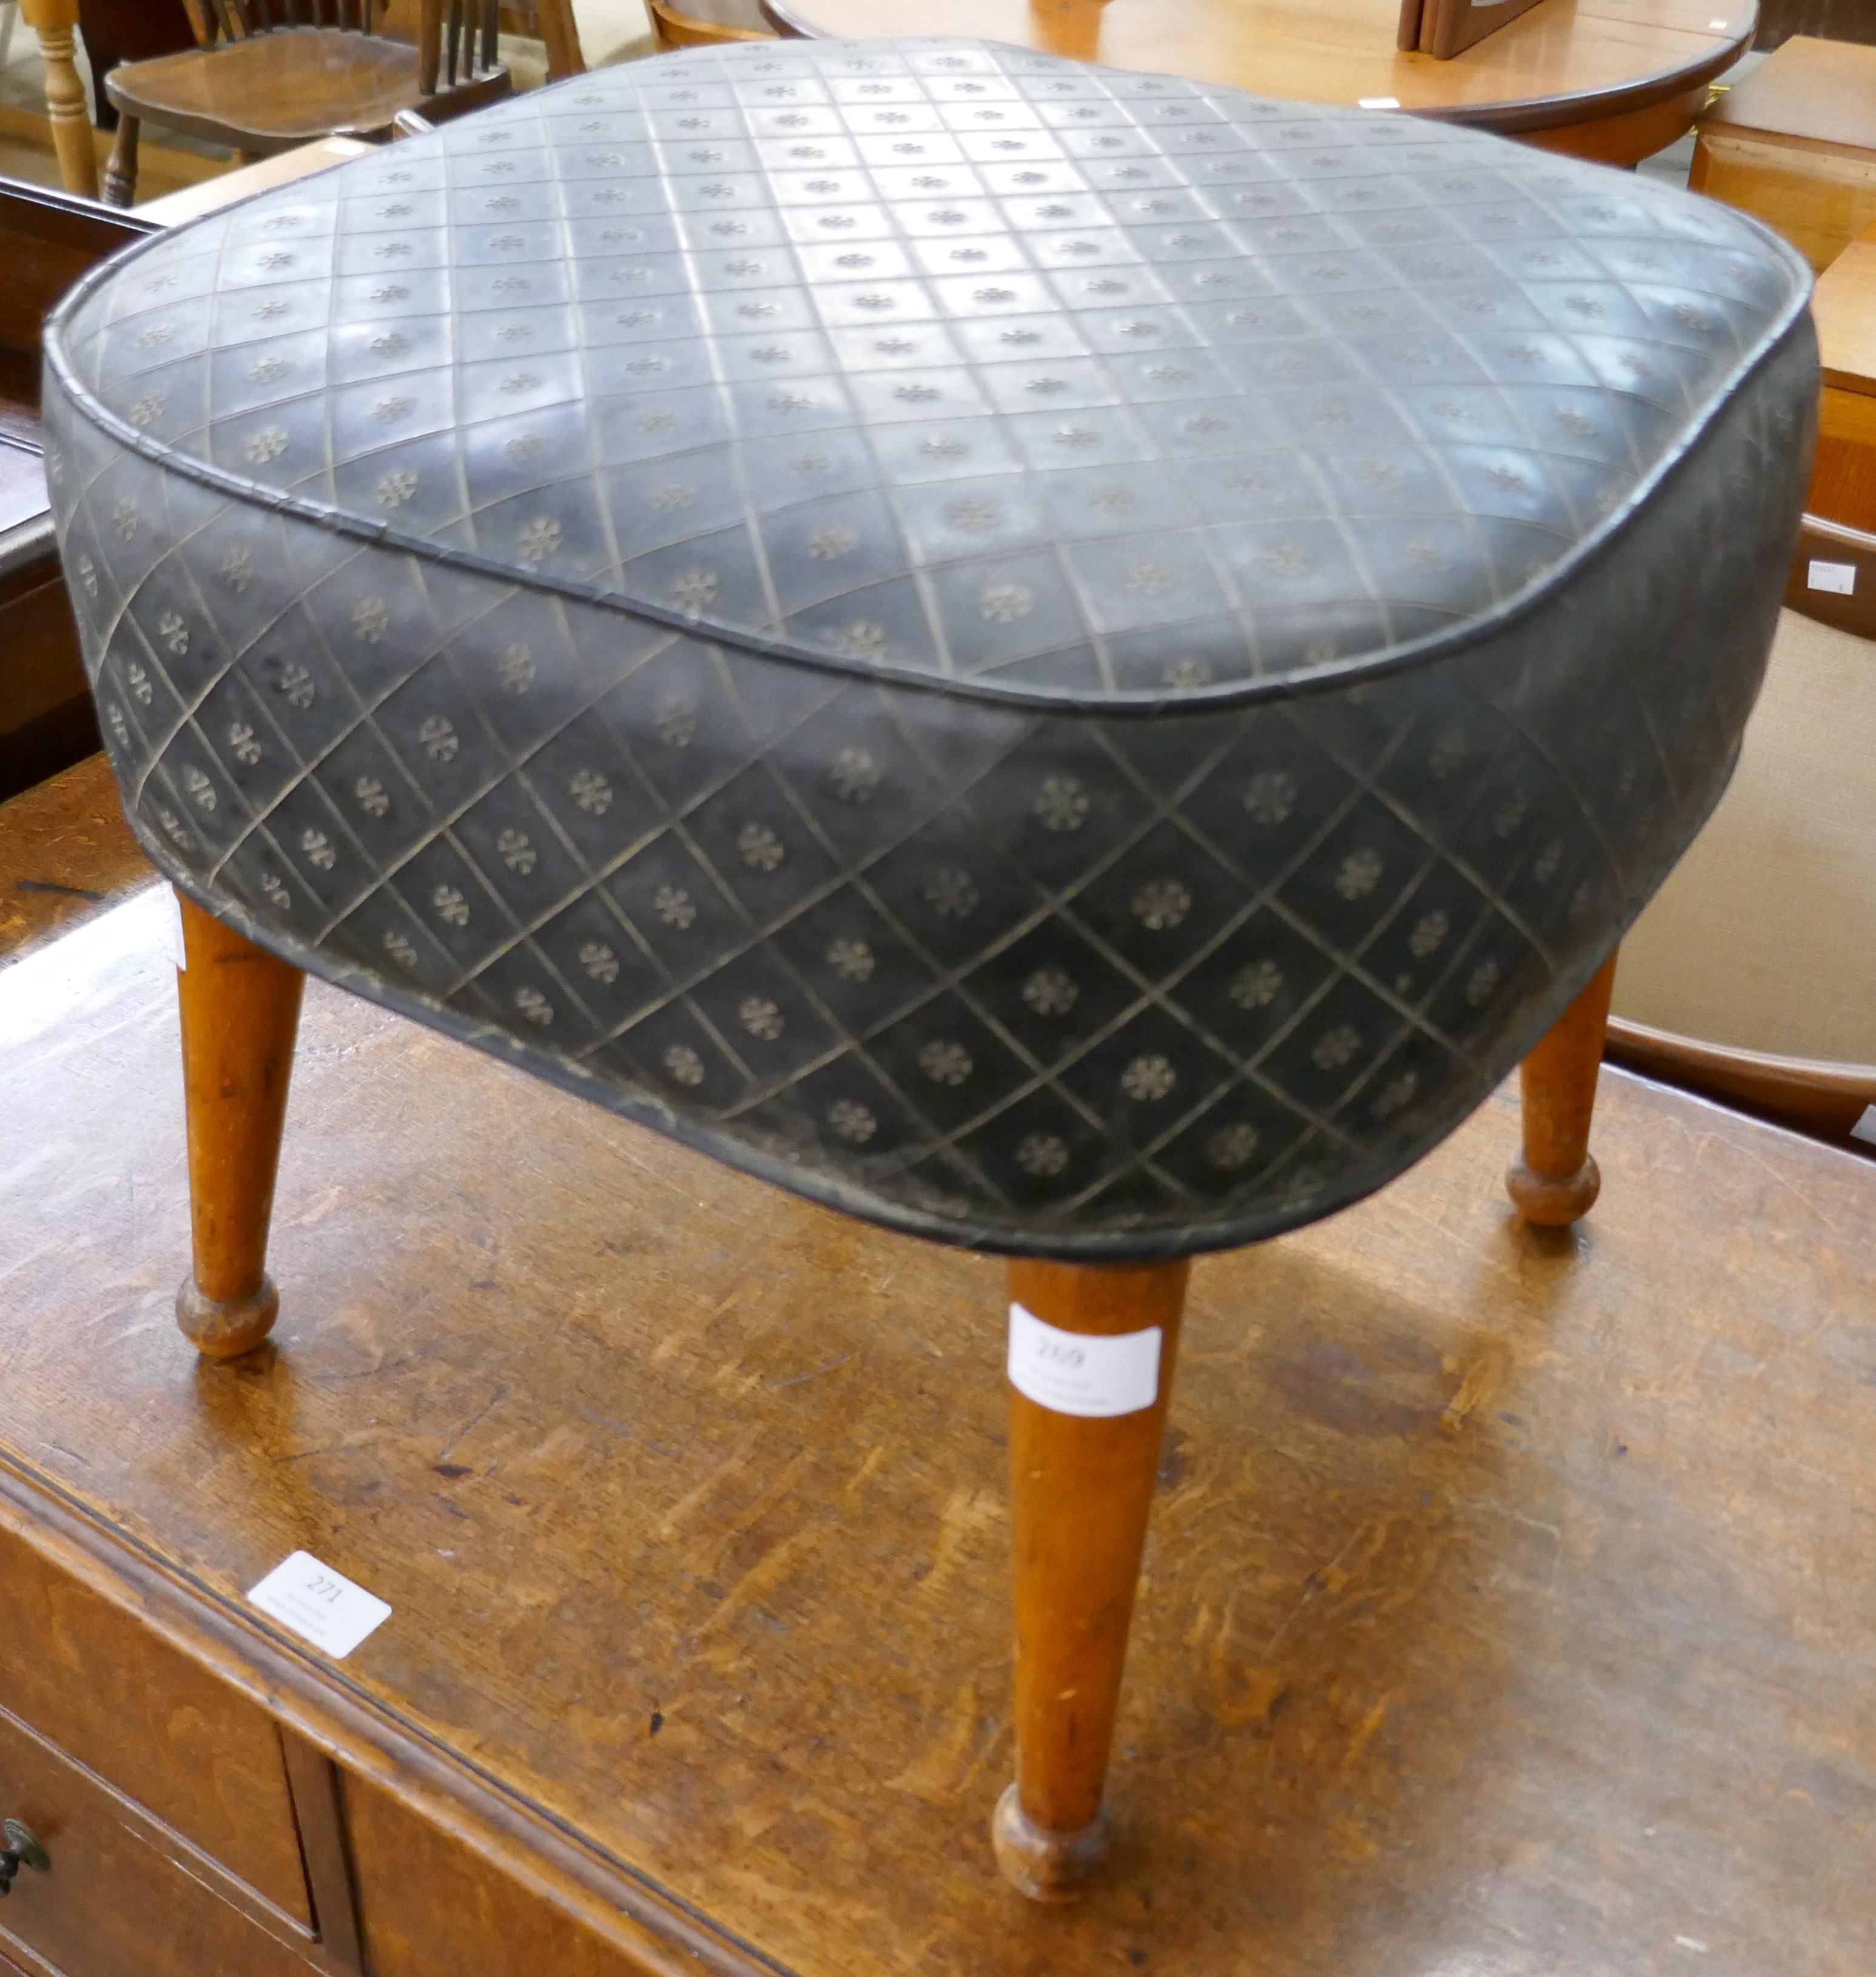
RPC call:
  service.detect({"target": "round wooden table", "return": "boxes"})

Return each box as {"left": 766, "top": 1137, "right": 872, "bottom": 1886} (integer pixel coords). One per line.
{"left": 758, "top": 0, "right": 1757, "bottom": 166}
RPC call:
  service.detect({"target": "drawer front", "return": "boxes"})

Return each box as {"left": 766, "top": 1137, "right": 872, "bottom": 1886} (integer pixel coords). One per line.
{"left": 346, "top": 1775, "right": 670, "bottom": 1977}
{"left": 0, "top": 1701, "right": 320, "bottom": 1977}
{"left": 0, "top": 1521, "right": 311, "bottom": 1924}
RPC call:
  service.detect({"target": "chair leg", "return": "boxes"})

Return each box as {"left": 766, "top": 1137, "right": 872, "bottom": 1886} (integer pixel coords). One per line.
{"left": 102, "top": 112, "right": 138, "bottom": 207}
{"left": 993, "top": 1255, "right": 1189, "bottom": 1899}
{"left": 1506, "top": 948, "right": 1618, "bottom": 1227}
{"left": 536, "top": 0, "right": 585, "bottom": 81}
{"left": 173, "top": 889, "right": 304, "bottom": 1358}
{"left": 22, "top": 7, "right": 98, "bottom": 198}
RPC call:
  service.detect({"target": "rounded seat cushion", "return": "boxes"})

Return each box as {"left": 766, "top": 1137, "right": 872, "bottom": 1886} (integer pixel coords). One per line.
{"left": 44, "top": 39, "right": 1815, "bottom": 1257}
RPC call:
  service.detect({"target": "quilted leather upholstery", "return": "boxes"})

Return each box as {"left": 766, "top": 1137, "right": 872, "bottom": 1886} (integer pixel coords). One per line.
{"left": 42, "top": 39, "right": 1815, "bottom": 1258}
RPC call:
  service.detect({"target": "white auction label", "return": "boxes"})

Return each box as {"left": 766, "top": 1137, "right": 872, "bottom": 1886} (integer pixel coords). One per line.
{"left": 1852, "top": 1103, "right": 1876, "bottom": 1148}
{"left": 1357, "top": 95, "right": 1400, "bottom": 109}
{"left": 1808, "top": 559, "right": 1857, "bottom": 596}
{"left": 1007, "top": 1303, "right": 1161, "bottom": 1418}
{"left": 249, "top": 1551, "right": 391, "bottom": 1659}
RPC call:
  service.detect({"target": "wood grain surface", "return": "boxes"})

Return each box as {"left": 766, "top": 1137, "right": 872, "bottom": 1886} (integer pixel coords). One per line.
{"left": 0, "top": 1699, "right": 323, "bottom": 1977}
{"left": 1812, "top": 214, "right": 1876, "bottom": 397}
{"left": 0, "top": 887, "right": 1872, "bottom": 1975}
{"left": 0, "top": 1519, "right": 314, "bottom": 1924}
{"left": 765, "top": 0, "right": 1754, "bottom": 153}
{"left": 134, "top": 135, "right": 375, "bottom": 226}
{"left": 1784, "top": 511, "right": 1876, "bottom": 634}
{"left": 1812, "top": 385, "right": 1876, "bottom": 532}
{"left": 0, "top": 753, "right": 153, "bottom": 964}
{"left": 1419, "top": 0, "right": 1548, "bottom": 61}
{"left": 648, "top": 0, "right": 772, "bottom": 50}
{"left": 281, "top": 1726, "right": 368, "bottom": 1975}
{"left": 1699, "top": 32, "right": 1876, "bottom": 152}
{"left": 1690, "top": 38, "right": 1876, "bottom": 271}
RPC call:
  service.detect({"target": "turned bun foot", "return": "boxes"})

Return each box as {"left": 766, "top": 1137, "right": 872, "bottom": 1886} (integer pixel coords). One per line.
{"left": 176, "top": 1273, "right": 280, "bottom": 1359}
{"left": 1505, "top": 1151, "right": 1601, "bottom": 1227}
{"left": 992, "top": 1784, "right": 1110, "bottom": 1901}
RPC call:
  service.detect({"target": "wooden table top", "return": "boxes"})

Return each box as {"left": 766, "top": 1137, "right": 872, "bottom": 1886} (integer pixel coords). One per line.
{"left": 1, "top": 875, "right": 1874, "bottom": 1975}
{"left": 1813, "top": 215, "right": 1876, "bottom": 396}
{"left": 767, "top": 0, "right": 1755, "bottom": 138}
{"left": 0, "top": 754, "right": 151, "bottom": 967}
{"left": 1699, "top": 31, "right": 1876, "bottom": 152}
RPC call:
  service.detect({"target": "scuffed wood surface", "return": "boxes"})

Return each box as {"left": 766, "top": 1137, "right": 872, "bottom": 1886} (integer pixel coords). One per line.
{"left": 0, "top": 1518, "right": 314, "bottom": 1925}
{"left": 0, "top": 887, "right": 1872, "bottom": 1976}
{"left": 0, "top": 753, "right": 152, "bottom": 964}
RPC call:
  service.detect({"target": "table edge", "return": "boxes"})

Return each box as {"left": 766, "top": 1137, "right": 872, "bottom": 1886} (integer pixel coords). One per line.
{"left": 756, "top": 3, "right": 1755, "bottom": 137}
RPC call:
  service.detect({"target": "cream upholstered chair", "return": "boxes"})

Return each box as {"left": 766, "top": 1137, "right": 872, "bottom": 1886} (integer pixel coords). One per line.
{"left": 562, "top": 0, "right": 653, "bottom": 63}
{"left": 1609, "top": 604, "right": 1876, "bottom": 1147}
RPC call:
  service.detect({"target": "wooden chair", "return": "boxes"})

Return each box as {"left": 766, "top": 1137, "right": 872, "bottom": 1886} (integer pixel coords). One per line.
{"left": 388, "top": 87, "right": 494, "bottom": 135}
{"left": 382, "top": 0, "right": 586, "bottom": 80}
{"left": 99, "top": 0, "right": 511, "bottom": 208}
{"left": 75, "top": 0, "right": 199, "bottom": 127}
{"left": 1606, "top": 1018, "right": 1876, "bottom": 1151}
{"left": 1608, "top": 600, "right": 1876, "bottom": 1156}
{"left": 496, "top": 0, "right": 582, "bottom": 77}
{"left": 649, "top": 0, "right": 768, "bottom": 50}
{"left": 1518, "top": 195, "right": 1876, "bottom": 1222}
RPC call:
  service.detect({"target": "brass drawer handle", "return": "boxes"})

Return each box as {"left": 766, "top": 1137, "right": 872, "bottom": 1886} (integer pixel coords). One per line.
{"left": 0, "top": 1819, "right": 49, "bottom": 1894}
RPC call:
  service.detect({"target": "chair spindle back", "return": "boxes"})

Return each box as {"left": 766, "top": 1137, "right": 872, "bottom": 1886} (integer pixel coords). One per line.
{"left": 419, "top": 0, "right": 503, "bottom": 92}
{"left": 188, "top": 0, "right": 502, "bottom": 91}
{"left": 192, "top": 0, "right": 382, "bottom": 37}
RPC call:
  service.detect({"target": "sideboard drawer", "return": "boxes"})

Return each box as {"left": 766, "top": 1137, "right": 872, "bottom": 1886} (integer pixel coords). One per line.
{"left": 0, "top": 1520, "right": 312, "bottom": 1925}
{"left": 346, "top": 1774, "right": 671, "bottom": 1977}
{"left": 0, "top": 1700, "right": 321, "bottom": 1977}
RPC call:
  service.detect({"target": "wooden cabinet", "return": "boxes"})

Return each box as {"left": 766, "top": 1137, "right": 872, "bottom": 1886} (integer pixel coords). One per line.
{"left": 0, "top": 1525, "right": 310, "bottom": 1924}
{"left": 3, "top": 871, "right": 1876, "bottom": 1977}
{"left": 0, "top": 1703, "right": 323, "bottom": 1977}
{"left": 1689, "top": 36, "right": 1876, "bottom": 274}
{"left": 343, "top": 1779, "right": 668, "bottom": 1977}
{"left": 0, "top": 180, "right": 153, "bottom": 802}
{"left": 0, "top": 1468, "right": 728, "bottom": 1977}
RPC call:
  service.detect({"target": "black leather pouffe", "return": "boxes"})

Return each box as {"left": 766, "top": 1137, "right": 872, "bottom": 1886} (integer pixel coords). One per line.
{"left": 42, "top": 39, "right": 1815, "bottom": 1259}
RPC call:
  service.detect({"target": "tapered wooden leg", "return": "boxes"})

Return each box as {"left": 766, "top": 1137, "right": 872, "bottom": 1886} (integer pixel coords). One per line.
{"left": 173, "top": 890, "right": 303, "bottom": 1358}
{"left": 994, "top": 1256, "right": 1189, "bottom": 1900}
{"left": 102, "top": 114, "right": 139, "bottom": 209}
{"left": 1507, "top": 949, "right": 1618, "bottom": 1227}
